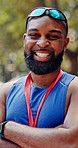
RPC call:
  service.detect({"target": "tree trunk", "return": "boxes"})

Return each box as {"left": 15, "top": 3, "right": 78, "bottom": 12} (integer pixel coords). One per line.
{"left": 38, "top": 0, "right": 45, "bottom": 6}
{"left": 51, "top": 0, "right": 59, "bottom": 9}
{"left": 65, "top": 49, "right": 78, "bottom": 75}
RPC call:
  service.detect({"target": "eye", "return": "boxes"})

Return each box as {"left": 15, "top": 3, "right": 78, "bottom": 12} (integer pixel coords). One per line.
{"left": 28, "top": 33, "right": 40, "bottom": 39}
{"left": 47, "top": 34, "right": 62, "bottom": 40}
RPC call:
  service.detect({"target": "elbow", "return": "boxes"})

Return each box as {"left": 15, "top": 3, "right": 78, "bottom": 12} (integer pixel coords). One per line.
{"left": 64, "top": 127, "right": 78, "bottom": 148}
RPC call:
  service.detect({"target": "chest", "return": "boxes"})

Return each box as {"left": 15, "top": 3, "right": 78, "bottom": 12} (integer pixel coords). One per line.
{"left": 6, "top": 83, "right": 67, "bottom": 127}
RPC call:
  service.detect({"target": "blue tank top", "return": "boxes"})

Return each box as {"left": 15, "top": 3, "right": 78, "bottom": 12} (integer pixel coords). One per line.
{"left": 6, "top": 72, "right": 75, "bottom": 128}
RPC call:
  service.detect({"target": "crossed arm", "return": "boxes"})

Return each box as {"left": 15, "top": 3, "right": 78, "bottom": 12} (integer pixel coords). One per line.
{"left": 0, "top": 78, "right": 78, "bottom": 148}
{"left": 0, "top": 81, "right": 21, "bottom": 148}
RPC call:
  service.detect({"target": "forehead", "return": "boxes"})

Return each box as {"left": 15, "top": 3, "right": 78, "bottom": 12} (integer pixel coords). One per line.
{"left": 27, "top": 16, "right": 66, "bottom": 33}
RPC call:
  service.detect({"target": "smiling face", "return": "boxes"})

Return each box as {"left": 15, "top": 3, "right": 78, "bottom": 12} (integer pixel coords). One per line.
{"left": 24, "top": 16, "right": 69, "bottom": 75}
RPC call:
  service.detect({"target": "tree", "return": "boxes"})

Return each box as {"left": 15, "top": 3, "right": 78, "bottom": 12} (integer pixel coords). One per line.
{"left": 38, "top": 0, "right": 45, "bottom": 6}
{"left": 51, "top": 0, "right": 59, "bottom": 8}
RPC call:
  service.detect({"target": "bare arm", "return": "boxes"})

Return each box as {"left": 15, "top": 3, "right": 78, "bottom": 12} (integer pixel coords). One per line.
{"left": 0, "top": 81, "right": 15, "bottom": 123}
{"left": 0, "top": 81, "right": 21, "bottom": 148}
{"left": 0, "top": 138, "right": 21, "bottom": 148}
{"left": 3, "top": 77, "right": 78, "bottom": 148}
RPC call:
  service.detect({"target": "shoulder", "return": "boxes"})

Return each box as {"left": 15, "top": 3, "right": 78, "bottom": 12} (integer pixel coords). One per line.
{"left": 0, "top": 79, "right": 18, "bottom": 97}
{"left": 64, "top": 76, "right": 78, "bottom": 128}
{"left": 0, "top": 80, "right": 19, "bottom": 122}
{"left": 67, "top": 76, "right": 78, "bottom": 95}
{"left": 65, "top": 75, "right": 78, "bottom": 115}
{"left": 13, "top": 76, "right": 26, "bottom": 86}
{"left": 0, "top": 76, "right": 27, "bottom": 105}
{"left": 61, "top": 72, "right": 75, "bottom": 85}
{"left": 67, "top": 76, "right": 78, "bottom": 102}
{"left": 7, "top": 76, "right": 27, "bottom": 96}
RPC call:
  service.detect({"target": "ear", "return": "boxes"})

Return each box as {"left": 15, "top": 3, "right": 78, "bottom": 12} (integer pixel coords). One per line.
{"left": 64, "top": 37, "right": 69, "bottom": 51}
{"left": 23, "top": 33, "right": 27, "bottom": 48}
{"left": 23, "top": 33, "right": 27, "bottom": 39}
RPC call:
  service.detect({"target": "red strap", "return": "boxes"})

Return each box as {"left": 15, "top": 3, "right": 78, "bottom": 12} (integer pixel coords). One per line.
{"left": 24, "top": 70, "right": 63, "bottom": 127}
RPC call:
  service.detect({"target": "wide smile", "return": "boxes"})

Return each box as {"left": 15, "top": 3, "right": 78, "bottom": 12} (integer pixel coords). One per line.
{"left": 33, "top": 50, "right": 53, "bottom": 61}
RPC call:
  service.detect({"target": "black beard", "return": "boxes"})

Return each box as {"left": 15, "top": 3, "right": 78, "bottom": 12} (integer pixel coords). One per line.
{"left": 24, "top": 50, "right": 64, "bottom": 75}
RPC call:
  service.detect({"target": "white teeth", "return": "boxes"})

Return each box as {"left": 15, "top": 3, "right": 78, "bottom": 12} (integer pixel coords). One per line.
{"left": 36, "top": 53, "right": 49, "bottom": 58}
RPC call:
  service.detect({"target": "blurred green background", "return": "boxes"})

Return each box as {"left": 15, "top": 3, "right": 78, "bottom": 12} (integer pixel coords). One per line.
{"left": 0, "top": 0, "right": 78, "bottom": 82}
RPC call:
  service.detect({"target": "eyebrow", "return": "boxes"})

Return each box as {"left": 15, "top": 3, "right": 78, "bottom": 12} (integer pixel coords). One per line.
{"left": 28, "top": 29, "right": 62, "bottom": 34}
{"left": 49, "top": 30, "right": 62, "bottom": 34}
{"left": 28, "top": 29, "right": 38, "bottom": 32}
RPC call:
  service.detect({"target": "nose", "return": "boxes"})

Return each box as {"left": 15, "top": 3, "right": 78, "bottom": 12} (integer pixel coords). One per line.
{"left": 36, "top": 37, "right": 50, "bottom": 48}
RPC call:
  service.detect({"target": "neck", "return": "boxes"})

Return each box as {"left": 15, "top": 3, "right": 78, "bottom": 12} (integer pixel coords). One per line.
{"left": 30, "top": 68, "right": 61, "bottom": 88}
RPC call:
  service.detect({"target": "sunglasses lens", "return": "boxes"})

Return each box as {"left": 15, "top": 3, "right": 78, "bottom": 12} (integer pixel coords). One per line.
{"left": 29, "top": 8, "right": 45, "bottom": 17}
{"left": 26, "top": 8, "right": 68, "bottom": 36}
{"left": 49, "top": 10, "right": 65, "bottom": 21}
{"left": 28, "top": 8, "right": 66, "bottom": 21}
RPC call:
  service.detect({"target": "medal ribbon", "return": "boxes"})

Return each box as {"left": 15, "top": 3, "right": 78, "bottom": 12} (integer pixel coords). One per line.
{"left": 24, "top": 70, "right": 63, "bottom": 127}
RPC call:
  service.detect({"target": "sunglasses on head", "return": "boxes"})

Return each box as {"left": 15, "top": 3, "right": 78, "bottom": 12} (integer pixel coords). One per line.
{"left": 26, "top": 7, "right": 68, "bottom": 36}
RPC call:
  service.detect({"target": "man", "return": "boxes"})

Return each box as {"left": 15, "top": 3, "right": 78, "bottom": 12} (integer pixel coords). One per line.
{"left": 0, "top": 7, "right": 78, "bottom": 148}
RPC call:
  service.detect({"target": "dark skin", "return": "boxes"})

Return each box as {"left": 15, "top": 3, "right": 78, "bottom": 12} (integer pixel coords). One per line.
{"left": 0, "top": 15, "right": 78, "bottom": 148}
{"left": 0, "top": 81, "right": 21, "bottom": 148}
